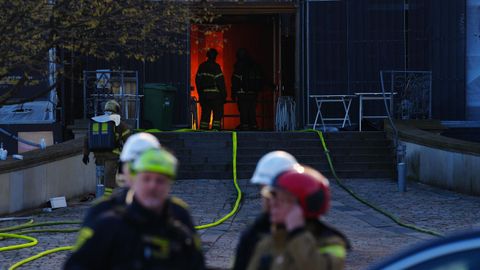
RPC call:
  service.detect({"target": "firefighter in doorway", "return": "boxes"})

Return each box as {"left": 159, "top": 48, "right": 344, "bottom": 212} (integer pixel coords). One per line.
{"left": 195, "top": 48, "right": 227, "bottom": 131}
{"left": 232, "top": 48, "right": 263, "bottom": 131}
{"left": 82, "top": 100, "right": 131, "bottom": 189}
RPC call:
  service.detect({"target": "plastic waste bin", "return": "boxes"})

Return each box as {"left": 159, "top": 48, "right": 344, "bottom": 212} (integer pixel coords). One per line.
{"left": 143, "top": 83, "right": 177, "bottom": 130}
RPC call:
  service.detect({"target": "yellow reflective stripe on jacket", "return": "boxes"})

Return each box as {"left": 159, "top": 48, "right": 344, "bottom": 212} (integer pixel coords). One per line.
{"left": 318, "top": 245, "right": 346, "bottom": 259}
{"left": 92, "top": 123, "right": 100, "bottom": 134}
{"left": 101, "top": 123, "right": 109, "bottom": 134}
{"left": 197, "top": 73, "right": 216, "bottom": 78}
{"left": 198, "top": 72, "right": 223, "bottom": 78}
{"left": 74, "top": 227, "right": 94, "bottom": 251}
{"left": 203, "top": 88, "right": 220, "bottom": 92}
{"left": 122, "top": 130, "right": 131, "bottom": 138}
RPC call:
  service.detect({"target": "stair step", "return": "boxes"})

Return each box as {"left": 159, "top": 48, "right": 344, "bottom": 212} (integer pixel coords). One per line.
{"left": 149, "top": 131, "right": 394, "bottom": 179}
{"left": 237, "top": 155, "right": 325, "bottom": 163}
{"left": 323, "top": 131, "right": 387, "bottom": 140}
{"left": 237, "top": 132, "right": 318, "bottom": 139}
{"left": 326, "top": 147, "right": 393, "bottom": 156}
{"left": 237, "top": 140, "right": 323, "bottom": 148}
{"left": 323, "top": 140, "right": 392, "bottom": 148}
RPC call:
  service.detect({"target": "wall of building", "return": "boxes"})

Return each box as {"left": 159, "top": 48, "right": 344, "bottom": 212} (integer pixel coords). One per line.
{"left": 302, "top": 0, "right": 468, "bottom": 126}
{"left": 408, "top": 0, "right": 466, "bottom": 120}
{"left": 467, "top": 0, "right": 480, "bottom": 120}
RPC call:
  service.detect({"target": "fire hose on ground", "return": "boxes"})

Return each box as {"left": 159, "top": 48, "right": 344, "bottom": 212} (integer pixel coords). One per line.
{"left": 0, "top": 130, "right": 442, "bottom": 270}
{"left": 0, "top": 131, "right": 241, "bottom": 269}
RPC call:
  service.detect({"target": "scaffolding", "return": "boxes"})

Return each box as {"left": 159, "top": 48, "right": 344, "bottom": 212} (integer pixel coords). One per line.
{"left": 83, "top": 70, "right": 141, "bottom": 128}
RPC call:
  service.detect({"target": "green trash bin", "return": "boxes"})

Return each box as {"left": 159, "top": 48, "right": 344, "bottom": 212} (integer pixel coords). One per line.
{"left": 143, "top": 83, "right": 177, "bottom": 130}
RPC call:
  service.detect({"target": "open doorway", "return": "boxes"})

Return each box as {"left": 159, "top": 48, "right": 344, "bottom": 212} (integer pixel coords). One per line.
{"left": 190, "top": 14, "right": 295, "bottom": 130}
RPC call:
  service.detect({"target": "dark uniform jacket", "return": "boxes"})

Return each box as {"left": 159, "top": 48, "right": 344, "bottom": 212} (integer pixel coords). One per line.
{"left": 246, "top": 219, "right": 350, "bottom": 270}
{"left": 195, "top": 60, "right": 226, "bottom": 102}
{"left": 82, "top": 187, "right": 129, "bottom": 227}
{"left": 65, "top": 195, "right": 204, "bottom": 270}
{"left": 231, "top": 61, "right": 262, "bottom": 99}
{"left": 233, "top": 213, "right": 270, "bottom": 270}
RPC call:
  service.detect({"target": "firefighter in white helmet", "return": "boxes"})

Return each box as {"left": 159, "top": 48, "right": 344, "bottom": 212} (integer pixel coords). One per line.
{"left": 233, "top": 151, "right": 300, "bottom": 270}
{"left": 66, "top": 149, "right": 205, "bottom": 270}
{"left": 118, "top": 132, "right": 162, "bottom": 187}
{"left": 81, "top": 132, "right": 161, "bottom": 227}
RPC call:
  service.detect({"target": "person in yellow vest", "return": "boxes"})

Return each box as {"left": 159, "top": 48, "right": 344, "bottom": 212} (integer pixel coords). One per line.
{"left": 195, "top": 48, "right": 227, "bottom": 130}
{"left": 247, "top": 166, "right": 350, "bottom": 270}
{"left": 82, "top": 100, "right": 131, "bottom": 189}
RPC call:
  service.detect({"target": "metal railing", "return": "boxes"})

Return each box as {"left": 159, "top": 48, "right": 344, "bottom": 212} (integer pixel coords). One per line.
{"left": 83, "top": 70, "right": 141, "bottom": 129}
{"left": 380, "top": 70, "right": 432, "bottom": 192}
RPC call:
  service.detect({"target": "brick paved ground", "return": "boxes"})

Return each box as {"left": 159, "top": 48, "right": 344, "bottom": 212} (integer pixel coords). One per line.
{"left": 1, "top": 178, "right": 480, "bottom": 270}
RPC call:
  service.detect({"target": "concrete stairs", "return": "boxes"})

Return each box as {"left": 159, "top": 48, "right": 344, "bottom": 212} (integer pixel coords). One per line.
{"left": 153, "top": 131, "right": 394, "bottom": 180}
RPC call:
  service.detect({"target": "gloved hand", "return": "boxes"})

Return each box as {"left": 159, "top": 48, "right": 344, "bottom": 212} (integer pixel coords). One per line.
{"left": 82, "top": 154, "right": 90, "bottom": 165}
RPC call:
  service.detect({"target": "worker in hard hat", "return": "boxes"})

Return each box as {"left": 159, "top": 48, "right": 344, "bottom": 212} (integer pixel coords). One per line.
{"left": 82, "top": 99, "right": 131, "bottom": 189}
{"left": 246, "top": 167, "right": 350, "bottom": 270}
{"left": 65, "top": 149, "right": 205, "bottom": 270}
{"left": 81, "top": 132, "right": 161, "bottom": 227}
{"left": 233, "top": 151, "right": 300, "bottom": 270}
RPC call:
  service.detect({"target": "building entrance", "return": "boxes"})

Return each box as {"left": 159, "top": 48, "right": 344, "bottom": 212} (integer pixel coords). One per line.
{"left": 190, "top": 14, "right": 295, "bottom": 130}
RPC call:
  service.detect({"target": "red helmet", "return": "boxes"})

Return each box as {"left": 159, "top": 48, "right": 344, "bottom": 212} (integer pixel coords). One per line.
{"left": 272, "top": 167, "right": 330, "bottom": 218}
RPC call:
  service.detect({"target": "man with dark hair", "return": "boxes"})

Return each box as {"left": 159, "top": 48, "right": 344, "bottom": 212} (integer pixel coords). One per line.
{"left": 195, "top": 48, "right": 226, "bottom": 130}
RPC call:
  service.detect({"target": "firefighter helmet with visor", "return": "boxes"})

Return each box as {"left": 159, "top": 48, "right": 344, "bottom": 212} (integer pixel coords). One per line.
{"left": 267, "top": 167, "right": 330, "bottom": 218}
{"left": 251, "top": 151, "right": 300, "bottom": 185}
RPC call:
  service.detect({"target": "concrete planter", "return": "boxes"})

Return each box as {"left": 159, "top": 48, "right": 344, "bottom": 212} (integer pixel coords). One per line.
{"left": 388, "top": 121, "right": 480, "bottom": 196}
{"left": 0, "top": 139, "right": 96, "bottom": 215}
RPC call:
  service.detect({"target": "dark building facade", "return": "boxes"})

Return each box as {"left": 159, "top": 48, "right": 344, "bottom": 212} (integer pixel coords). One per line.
{"left": 302, "top": 0, "right": 468, "bottom": 126}
{"left": 69, "top": 0, "right": 477, "bottom": 130}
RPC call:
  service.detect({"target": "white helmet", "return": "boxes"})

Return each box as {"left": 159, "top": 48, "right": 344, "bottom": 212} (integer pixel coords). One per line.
{"left": 251, "top": 151, "right": 300, "bottom": 185}
{"left": 120, "top": 133, "right": 161, "bottom": 162}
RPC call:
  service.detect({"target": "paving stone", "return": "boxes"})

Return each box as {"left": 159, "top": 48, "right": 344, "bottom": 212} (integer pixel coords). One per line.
{"left": 1, "top": 178, "right": 480, "bottom": 270}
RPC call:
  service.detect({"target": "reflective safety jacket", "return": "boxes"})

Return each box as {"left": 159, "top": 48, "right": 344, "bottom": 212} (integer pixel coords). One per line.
{"left": 65, "top": 195, "right": 205, "bottom": 270}
{"left": 246, "top": 219, "right": 350, "bottom": 270}
{"left": 195, "top": 60, "right": 226, "bottom": 102}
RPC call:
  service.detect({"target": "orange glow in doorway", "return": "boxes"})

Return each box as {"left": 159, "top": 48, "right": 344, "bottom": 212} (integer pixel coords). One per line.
{"left": 190, "top": 23, "right": 275, "bottom": 130}
{"left": 190, "top": 25, "right": 239, "bottom": 130}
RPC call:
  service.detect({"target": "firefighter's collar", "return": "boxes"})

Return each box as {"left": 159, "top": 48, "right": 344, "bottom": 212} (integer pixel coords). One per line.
{"left": 91, "top": 113, "right": 121, "bottom": 126}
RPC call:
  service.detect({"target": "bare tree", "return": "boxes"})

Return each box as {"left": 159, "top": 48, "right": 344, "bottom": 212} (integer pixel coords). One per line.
{"left": 0, "top": 0, "right": 219, "bottom": 105}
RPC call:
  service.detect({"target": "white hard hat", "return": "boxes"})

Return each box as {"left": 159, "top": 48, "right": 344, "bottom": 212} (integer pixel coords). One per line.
{"left": 120, "top": 133, "right": 161, "bottom": 162}
{"left": 250, "top": 151, "right": 300, "bottom": 185}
